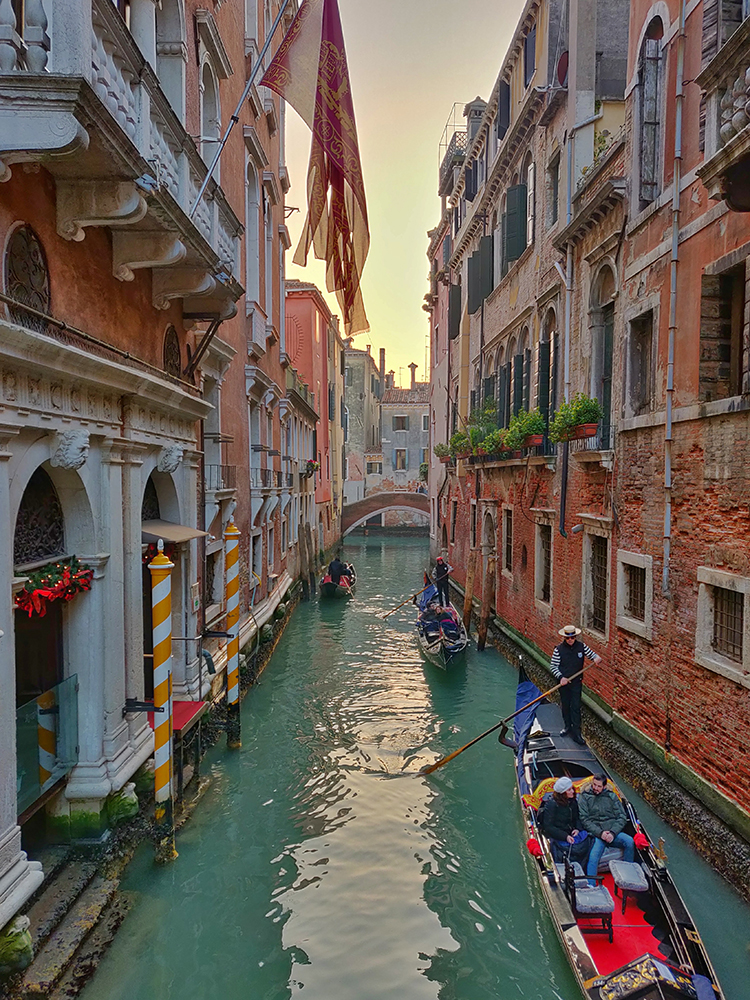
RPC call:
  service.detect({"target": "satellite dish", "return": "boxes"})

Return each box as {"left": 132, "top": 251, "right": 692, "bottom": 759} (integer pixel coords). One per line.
{"left": 557, "top": 51, "right": 569, "bottom": 87}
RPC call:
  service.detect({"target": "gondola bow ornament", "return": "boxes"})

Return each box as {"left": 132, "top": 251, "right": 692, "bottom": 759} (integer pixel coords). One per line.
{"left": 261, "top": 0, "right": 370, "bottom": 336}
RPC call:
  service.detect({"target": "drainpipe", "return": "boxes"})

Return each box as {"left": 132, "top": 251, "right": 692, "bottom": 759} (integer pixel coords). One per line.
{"left": 663, "top": 0, "right": 686, "bottom": 595}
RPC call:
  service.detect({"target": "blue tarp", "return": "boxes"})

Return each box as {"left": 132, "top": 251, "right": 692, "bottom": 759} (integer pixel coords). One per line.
{"left": 514, "top": 671, "right": 543, "bottom": 795}
{"left": 417, "top": 583, "right": 439, "bottom": 610}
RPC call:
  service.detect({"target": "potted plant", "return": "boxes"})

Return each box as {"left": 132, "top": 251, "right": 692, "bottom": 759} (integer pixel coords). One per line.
{"left": 481, "top": 429, "right": 506, "bottom": 455}
{"left": 520, "top": 408, "right": 546, "bottom": 447}
{"left": 504, "top": 412, "right": 527, "bottom": 454}
{"left": 304, "top": 458, "right": 320, "bottom": 477}
{"left": 419, "top": 462, "right": 428, "bottom": 481}
{"left": 433, "top": 442, "right": 451, "bottom": 464}
{"left": 449, "top": 431, "right": 471, "bottom": 459}
{"left": 468, "top": 424, "right": 486, "bottom": 455}
{"left": 549, "top": 393, "right": 603, "bottom": 443}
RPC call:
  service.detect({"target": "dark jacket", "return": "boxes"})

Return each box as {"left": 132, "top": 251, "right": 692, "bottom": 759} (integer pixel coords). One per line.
{"left": 578, "top": 786, "right": 627, "bottom": 838}
{"left": 539, "top": 794, "right": 581, "bottom": 842}
{"left": 328, "top": 558, "right": 344, "bottom": 583}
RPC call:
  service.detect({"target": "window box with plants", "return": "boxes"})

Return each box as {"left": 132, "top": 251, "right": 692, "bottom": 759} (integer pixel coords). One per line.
{"left": 549, "top": 393, "right": 604, "bottom": 444}
{"left": 449, "top": 431, "right": 471, "bottom": 460}
{"left": 516, "top": 407, "right": 546, "bottom": 447}
{"left": 433, "top": 443, "right": 452, "bottom": 465}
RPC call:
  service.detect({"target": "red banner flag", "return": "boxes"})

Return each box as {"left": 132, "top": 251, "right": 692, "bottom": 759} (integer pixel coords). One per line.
{"left": 261, "top": 0, "right": 369, "bottom": 335}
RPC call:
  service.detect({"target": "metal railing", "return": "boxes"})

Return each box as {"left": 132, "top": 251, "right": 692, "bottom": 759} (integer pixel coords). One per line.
{"left": 16, "top": 675, "right": 79, "bottom": 817}
{"left": 204, "top": 464, "right": 237, "bottom": 491}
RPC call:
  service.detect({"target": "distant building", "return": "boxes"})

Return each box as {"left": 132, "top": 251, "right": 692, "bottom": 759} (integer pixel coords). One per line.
{"left": 343, "top": 345, "right": 382, "bottom": 503}
{"left": 378, "top": 365, "right": 430, "bottom": 530}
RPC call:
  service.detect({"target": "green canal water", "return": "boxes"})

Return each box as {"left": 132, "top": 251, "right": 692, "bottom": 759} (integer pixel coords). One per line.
{"left": 82, "top": 537, "right": 750, "bottom": 1000}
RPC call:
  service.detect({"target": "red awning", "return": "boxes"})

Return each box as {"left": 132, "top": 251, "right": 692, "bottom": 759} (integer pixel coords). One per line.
{"left": 148, "top": 700, "right": 208, "bottom": 734}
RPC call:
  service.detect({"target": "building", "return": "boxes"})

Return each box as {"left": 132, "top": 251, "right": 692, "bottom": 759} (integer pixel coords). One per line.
{"left": 0, "top": 0, "right": 309, "bottom": 939}
{"left": 343, "top": 344, "right": 382, "bottom": 503}
{"left": 427, "top": 0, "right": 750, "bottom": 874}
{"left": 285, "top": 279, "right": 347, "bottom": 555}
{"left": 377, "top": 367, "right": 430, "bottom": 530}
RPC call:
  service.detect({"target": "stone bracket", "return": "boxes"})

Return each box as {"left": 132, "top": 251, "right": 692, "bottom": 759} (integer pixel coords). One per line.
{"left": 152, "top": 268, "right": 216, "bottom": 310}
{"left": 56, "top": 180, "right": 147, "bottom": 242}
{"left": 112, "top": 231, "right": 186, "bottom": 281}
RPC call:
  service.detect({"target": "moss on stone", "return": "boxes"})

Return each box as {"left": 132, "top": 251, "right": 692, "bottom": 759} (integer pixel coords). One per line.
{"left": 0, "top": 915, "right": 33, "bottom": 976}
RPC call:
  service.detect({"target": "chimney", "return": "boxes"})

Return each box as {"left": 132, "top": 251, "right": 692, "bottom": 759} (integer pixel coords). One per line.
{"left": 409, "top": 362, "right": 418, "bottom": 390}
{"left": 386, "top": 370, "right": 395, "bottom": 390}
{"left": 464, "top": 96, "right": 487, "bottom": 143}
{"left": 379, "top": 348, "right": 386, "bottom": 387}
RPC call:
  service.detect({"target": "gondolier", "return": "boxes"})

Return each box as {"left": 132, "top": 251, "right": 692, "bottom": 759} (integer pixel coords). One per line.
{"left": 433, "top": 556, "right": 453, "bottom": 607}
{"left": 549, "top": 625, "right": 601, "bottom": 746}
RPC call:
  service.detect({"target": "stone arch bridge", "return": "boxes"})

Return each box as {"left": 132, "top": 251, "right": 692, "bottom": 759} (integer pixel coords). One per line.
{"left": 342, "top": 491, "right": 429, "bottom": 536}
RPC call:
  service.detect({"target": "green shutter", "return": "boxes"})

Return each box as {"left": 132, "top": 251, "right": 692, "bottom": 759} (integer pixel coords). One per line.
{"left": 497, "top": 367, "right": 507, "bottom": 427}
{"left": 392, "top": 449, "right": 397, "bottom": 469}
{"left": 506, "top": 184, "right": 528, "bottom": 262}
{"left": 392, "top": 415, "right": 397, "bottom": 431}
{"left": 480, "top": 235, "right": 494, "bottom": 299}
{"left": 468, "top": 251, "right": 481, "bottom": 314}
{"left": 523, "top": 349, "right": 531, "bottom": 411}
{"left": 538, "top": 340, "right": 551, "bottom": 420}
{"left": 483, "top": 375, "right": 495, "bottom": 408}
{"left": 405, "top": 448, "right": 409, "bottom": 469}
{"left": 501, "top": 213, "right": 508, "bottom": 278}
{"left": 404, "top": 415, "right": 410, "bottom": 431}
{"left": 497, "top": 81, "right": 510, "bottom": 140}
{"left": 448, "top": 284, "right": 461, "bottom": 339}
{"left": 513, "top": 354, "right": 524, "bottom": 416}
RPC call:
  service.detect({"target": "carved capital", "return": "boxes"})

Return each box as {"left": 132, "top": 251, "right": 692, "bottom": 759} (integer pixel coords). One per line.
{"left": 112, "top": 231, "right": 186, "bottom": 282}
{"left": 50, "top": 429, "right": 90, "bottom": 470}
{"left": 56, "top": 180, "right": 147, "bottom": 243}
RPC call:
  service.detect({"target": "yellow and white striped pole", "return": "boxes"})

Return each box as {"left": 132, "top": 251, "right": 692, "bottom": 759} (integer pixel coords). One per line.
{"left": 148, "top": 539, "right": 177, "bottom": 862}
{"left": 36, "top": 688, "right": 57, "bottom": 789}
{"left": 224, "top": 520, "right": 241, "bottom": 749}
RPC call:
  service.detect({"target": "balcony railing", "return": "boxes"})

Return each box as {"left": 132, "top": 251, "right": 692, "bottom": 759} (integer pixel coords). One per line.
{"left": 250, "top": 468, "right": 284, "bottom": 489}
{"left": 204, "top": 465, "right": 237, "bottom": 491}
{"left": 439, "top": 130, "right": 468, "bottom": 197}
{"left": 16, "top": 675, "right": 79, "bottom": 818}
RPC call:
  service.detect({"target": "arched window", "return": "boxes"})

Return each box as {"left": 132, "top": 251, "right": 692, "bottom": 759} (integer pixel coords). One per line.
{"left": 264, "top": 186, "right": 273, "bottom": 313}
{"left": 246, "top": 163, "right": 261, "bottom": 305}
{"left": 540, "top": 306, "right": 558, "bottom": 418}
{"left": 14, "top": 467, "right": 65, "bottom": 568}
{"left": 638, "top": 18, "right": 664, "bottom": 207}
{"left": 141, "top": 477, "right": 161, "bottom": 521}
{"left": 522, "top": 151, "right": 535, "bottom": 246}
{"left": 4, "top": 224, "right": 50, "bottom": 333}
{"left": 201, "top": 61, "right": 221, "bottom": 172}
{"left": 156, "top": 0, "right": 186, "bottom": 122}
{"left": 590, "top": 265, "right": 616, "bottom": 446}
{"left": 163, "top": 325, "right": 181, "bottom": 378}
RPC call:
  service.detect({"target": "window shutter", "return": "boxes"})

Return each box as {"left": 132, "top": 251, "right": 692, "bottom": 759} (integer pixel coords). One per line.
{"left": 468, "top": 251, "right": 481, "bottom": 314}
{"left": 448, "top": 284, "right": 461, "bottom": 339}
{"left": 405, "top": 449, "right": 409, "bottom": 469}
{"left": 513, "top": 354, "right": 524, "bottom": 416}
{"left": 392, "top": 449, "right": 397, "bottom": 469}
{"left": 537, "top": 339, "right": 551, "bottom": 420}
{"left": 480, "top": 234, "right": 494, "bottom": 299}
{"left": 497, "top": 366, "right": 507, "bottom": 428}
{"left": 524, "top": 25, "right": 536, "bottom": 87}
{"left": 392, "top": 415, "right": 397, "bottom": 431}
{"left": 526, "top": 163, "right": 535, "bottom": 246}
{"left": 501, "top": 213, "right": 508, "bottom": 278}
{"left": 523, "top": 348, "right": 531, "bottom": 411}
{"left": 497, "top": 80, "right": 510, "bottom": 140}
{"left": 340, "top": 350, "right": 345, "bottom": 376}
{"left": 442, "top": 233, "right": 451, "bottom": 266}
{"left": 465, "top": 161, "right": 477, "bottom": 202}
{"left": 639, "top": 38, "right": 660, "bottom": 204}
{"left": 483, "top": 375, "right": 496, "bottom": 409}
{"left": 404, "top": 415, "right": 410, "bottom": 431}
{"left": 506, "top": 184, "right": 528, "bottom": 262}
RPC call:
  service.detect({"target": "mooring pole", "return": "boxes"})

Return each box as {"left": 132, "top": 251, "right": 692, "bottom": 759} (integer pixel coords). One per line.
{"left": 298, "top": 520, "right": 310, "bottom": 601}
{"left": 224, "top": 519, "right": 242, "bottom": 749}
{"left": 477, "top": 554, "right": 496, "bottom": 652}
{"left": 463, "top": 548, "right": 477, "bottom": 635}
{"left": 149, "top": 540, "right": 177, "bottom": 862}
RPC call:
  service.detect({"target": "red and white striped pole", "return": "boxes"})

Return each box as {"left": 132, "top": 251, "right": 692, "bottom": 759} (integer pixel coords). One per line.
{"left": 224, "top": 520, "right": 241, "bottom": 749}
{"left": 149, "top": 540, "right": 177, "bottom": 862}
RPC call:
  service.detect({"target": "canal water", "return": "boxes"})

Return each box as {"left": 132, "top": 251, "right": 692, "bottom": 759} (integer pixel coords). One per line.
{"left": 82, "top": 537, "right": 750, "bottom": 1000}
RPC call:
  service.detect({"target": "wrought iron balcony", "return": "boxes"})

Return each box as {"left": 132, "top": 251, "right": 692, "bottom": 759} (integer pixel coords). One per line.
{"left": 204, "top": 464, "right": 237, "bottom": 492}
{"left": 697, "top": 17, "right": 750, "bottom": 211}
{"left": 438, "top": 130, "right": 468, "bottom": 197}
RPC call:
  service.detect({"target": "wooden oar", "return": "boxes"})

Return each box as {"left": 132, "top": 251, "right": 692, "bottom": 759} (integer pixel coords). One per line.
{"left": 381, "top": 583, "right": 432, "bottom": 619}
{"left": 420, "top": 664, "right": 594, "bottom": 775}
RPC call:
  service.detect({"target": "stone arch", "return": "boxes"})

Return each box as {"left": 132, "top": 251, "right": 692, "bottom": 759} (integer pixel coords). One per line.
{"left": 589, "top": 261, "right": 617, "bottom": 444}
{"left": 156, "top": 0, "right": 187, "bottom": 122}
{"left": 141, "top": 467, "right": 181, "bottom": 524}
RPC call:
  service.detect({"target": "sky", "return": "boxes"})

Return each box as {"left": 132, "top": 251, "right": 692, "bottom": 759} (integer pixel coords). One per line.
{"left": 284, "top": 0, "right": 524, "bottom": 388}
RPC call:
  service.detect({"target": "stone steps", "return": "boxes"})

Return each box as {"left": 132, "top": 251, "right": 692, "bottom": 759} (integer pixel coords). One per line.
{"left": 25, "top": 863, "right": 98, "bottom": 952}
{"left": 47, "top": 895, "right": 132, "bottom": 1000}
{"left": 19, "top": 877, "right": 118, "bottom": 997}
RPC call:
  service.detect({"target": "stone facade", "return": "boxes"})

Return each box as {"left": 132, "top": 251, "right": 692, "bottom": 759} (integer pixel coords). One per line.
{"left": 427, "top": 0, "right": 750, "bottom": 858}
{"left": 343, "top": 345, "right": 382, "bottom": 504}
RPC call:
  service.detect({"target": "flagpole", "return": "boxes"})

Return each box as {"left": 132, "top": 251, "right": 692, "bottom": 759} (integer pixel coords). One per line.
{"left": 189, "top": 0, "right": 295, "bottom": 220}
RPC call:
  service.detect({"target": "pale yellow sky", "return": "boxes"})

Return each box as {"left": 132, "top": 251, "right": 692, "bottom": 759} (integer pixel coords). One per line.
{"left": 284, "top": 0, "right": 524, "bottom": 388}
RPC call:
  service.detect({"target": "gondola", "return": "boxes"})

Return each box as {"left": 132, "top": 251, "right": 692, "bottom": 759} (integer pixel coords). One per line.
{"left": 415, "top": 576, "right": 468, "bottom": 669}
{"left": 319, "top": 564, "right": 356, "bottom": 599}
{"left": 512, "top": 671, "right": 725, "bottom": 1000}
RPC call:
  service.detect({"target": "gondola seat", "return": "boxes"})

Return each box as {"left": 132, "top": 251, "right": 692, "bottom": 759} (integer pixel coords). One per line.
{"left": 608, "top": 859, "right": 649, "bottom": 914}
{"left": 560, "top": 861, "right": 615, "bottom": 942}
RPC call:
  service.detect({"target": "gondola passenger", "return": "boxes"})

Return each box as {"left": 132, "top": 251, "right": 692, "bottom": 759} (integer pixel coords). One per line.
{"left": 538, "top": 776, "right": 591, "bottom": 864}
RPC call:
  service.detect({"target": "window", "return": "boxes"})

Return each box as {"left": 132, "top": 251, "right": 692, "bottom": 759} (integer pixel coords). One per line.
{"left": 696, "top": 567, "right": 750, "bottom": 685}
{"left": 525, "top": 156, "right": 535, "bottom": 246}
{"left": 268, "top": 527, "right": 274, "bottom": 567}
{"left": 638, "top": 19, "right": 664, "bottom": 207}
{"left": 246, "top": 164, "right": 261, "bottom": 305}
{"left": 422, "top": 413, "right": 429, "bottom": 432}
{"left": 590, "top": 265, "right": 616, "bottom": 447}
{"left": 589, "top": 535, "right": 609, "bottom": 633}
{"left": 4, "top": 225, "right": 50, "bottom": 333}
{"left": 699, "top": 264, "right": 745, "bottom": 401}
{"left": 547, "top": 155, "right": 560, "bottom": 227}
{"left": 450, "top": 500, "right": 458, "bottom": 544}
{"left": 201, "top": 62, "right": 221, "bottom": 171}
{"left": 393, "top": 415, "right": 409, "bottom": 431}
{"left": 617, "top": 551, "right": 654, "bottom": 638}
{"left": 421, "top": 448, "right": 429, "bottom": 464}
{"left": 497, "top": 80, "right": 510, "bottom": 140}
{"left": 503, "top": 508, "right": 513, "bottom": 573}
{"left": 366, "top": 462, "right": 382, "bottom": 475}
{"left": 524, "top": 24, "right": 536, "bottom": 88}
{"left": 281, "top": 518, "right": 287, "bottom": 552}
{"left": 345, "top": 366, "right": 352, "bottom": 386}
{"left": 156, "top": 0, "right": 187, "bottom": 121}
{"left": 536, "top": 523, "right": 552, "bottom": 604}
{"left": 505, "top": 183, "right": 528, "bottom": 264}
{"left": 628, "top": 311, "right": 654, "bottom": 415}
{"left": 394, "top": 449, "right": 407, "bottom": 470}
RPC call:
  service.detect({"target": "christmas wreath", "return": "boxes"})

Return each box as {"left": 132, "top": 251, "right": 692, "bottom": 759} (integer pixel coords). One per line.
{"left": 15, "top": 556, "right": 94, "bottom": 618}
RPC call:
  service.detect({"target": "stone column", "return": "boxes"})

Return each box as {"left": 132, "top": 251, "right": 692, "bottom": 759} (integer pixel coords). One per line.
{"left": 0, "top": 427, "right": 43, "bottom": 930}
{"left": 129, "top": 0, "right": 157, "bottom": 67}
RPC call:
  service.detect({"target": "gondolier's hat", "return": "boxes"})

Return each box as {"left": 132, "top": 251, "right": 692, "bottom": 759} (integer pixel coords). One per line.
{"left": 558, "top": 624, "right": 582, "bottom": 637}
{"left": 553, "top": 776, "right": 573, "bottom": 793}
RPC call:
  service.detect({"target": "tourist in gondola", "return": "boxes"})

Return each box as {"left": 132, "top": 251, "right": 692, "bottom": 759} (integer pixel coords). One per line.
{"left": 549, "top": 624, "right": 602, "bottom": 745}
{"left": 538, "top": 776, "right": 591, "bottom": 864}
{"left": 578, "top": 773, "right": 635, "bottom": 884}
{"left": 434, "top": 556, "right": 453, "bottom": 607}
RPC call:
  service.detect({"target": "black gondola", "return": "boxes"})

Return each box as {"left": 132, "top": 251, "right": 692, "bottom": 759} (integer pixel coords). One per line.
{"left": 415, "top": 576, "right": 468, "bottom": 669}
{"left": 512, "top": 671, "right": 725, "bottom": 1000}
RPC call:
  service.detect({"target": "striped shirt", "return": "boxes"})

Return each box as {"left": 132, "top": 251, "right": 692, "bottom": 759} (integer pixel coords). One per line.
{"left": 550, "top": 641, "right": 598, "bottom": 679}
